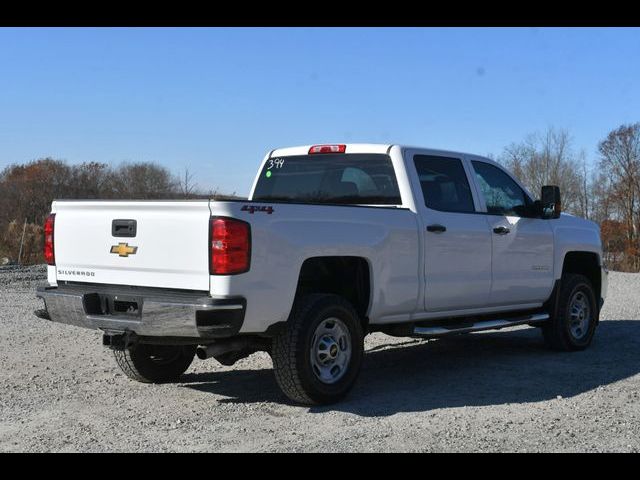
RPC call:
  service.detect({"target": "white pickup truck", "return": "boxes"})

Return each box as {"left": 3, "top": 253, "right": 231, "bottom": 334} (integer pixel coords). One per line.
{"left": 36, "top": 144, "right": 608, "bottom": 405}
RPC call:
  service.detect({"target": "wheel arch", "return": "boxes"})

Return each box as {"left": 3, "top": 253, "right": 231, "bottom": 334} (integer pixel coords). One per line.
{"left": 292, "top": 256, "right": 372, "bottom": 331}
{"left": 560, "top": 251, "right": 602, "bottom": 304}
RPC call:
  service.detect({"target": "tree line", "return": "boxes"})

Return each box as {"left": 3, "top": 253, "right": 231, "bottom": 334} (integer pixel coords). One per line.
{"left": 497, "top": 123, "right": 640, "bottom": 272}
{"left": 2, "top": 122, "right": 639, "bottom": 271}
{"left": 0, "top": 160, "right": 240, "bottom": 265}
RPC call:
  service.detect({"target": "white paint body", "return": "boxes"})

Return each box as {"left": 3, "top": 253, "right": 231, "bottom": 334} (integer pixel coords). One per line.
{"left": 48, "top": 144, "right": 605, "bottom": 333}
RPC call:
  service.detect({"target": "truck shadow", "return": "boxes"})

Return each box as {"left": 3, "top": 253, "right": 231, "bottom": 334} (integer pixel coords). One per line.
{"left": 181, "top": 320, "right": 640, "bottom": 416}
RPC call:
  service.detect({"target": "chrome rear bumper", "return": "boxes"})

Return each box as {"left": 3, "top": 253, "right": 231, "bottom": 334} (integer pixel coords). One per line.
{"left": 36, "top": 284, "right": 245, "bottom": 338}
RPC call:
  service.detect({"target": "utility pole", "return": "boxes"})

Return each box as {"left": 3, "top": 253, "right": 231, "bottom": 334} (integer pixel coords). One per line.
{"left": 17, "top": 218, "right": 27, "bottom": 265}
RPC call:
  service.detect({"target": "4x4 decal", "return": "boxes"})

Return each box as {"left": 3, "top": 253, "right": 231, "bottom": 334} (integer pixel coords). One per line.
{"left": 241, "top": 205, "right": 274, "bottom": 215}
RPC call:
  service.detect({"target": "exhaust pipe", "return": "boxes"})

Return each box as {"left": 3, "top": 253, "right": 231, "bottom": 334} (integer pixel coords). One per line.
{"left": 196, "top": 343, "right": 229, "bottom": 360}
{"left": 196, "top": 338, "right": 265, "bottom": 360}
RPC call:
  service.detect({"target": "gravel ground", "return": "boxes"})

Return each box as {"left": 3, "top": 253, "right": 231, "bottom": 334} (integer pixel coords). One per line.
{"left": 1, "top": 265, "right": 639, "bottom": 452}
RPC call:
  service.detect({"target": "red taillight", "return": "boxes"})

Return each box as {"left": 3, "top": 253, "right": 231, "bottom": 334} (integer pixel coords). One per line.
{"left": 44, "top": 214, "right": 55, "bottom": 265}
{"left": 209, "top": 217, "right": 251, "bottom": 275}
{"left": 308, "top": 144, "right": 346, "bottom": 154}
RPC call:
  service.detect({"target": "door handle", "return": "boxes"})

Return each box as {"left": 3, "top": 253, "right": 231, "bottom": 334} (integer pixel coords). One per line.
{"left": 493, "top": 226, "right": 510, "bottom": 235}
{"left": 426, "top": 224, "right": 447, "bottom": 233}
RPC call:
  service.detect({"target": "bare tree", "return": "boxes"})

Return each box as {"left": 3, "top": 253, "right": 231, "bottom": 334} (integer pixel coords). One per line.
{"left": 576, "top": 150, "right": 591, "bottom": 220}
{"left": 178, "top": 167, "right": 198, "bottom": 199}
{"left": 104, "top": 162, "right": 179, "bottom": 199}
{"left": 589, "top": 169, "right": 614, "bottom": 226}
{"left": 498, "top": 127, "right": 584, "bottom": 215}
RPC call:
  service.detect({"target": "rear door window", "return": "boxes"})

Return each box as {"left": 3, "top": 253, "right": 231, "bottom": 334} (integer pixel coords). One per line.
{"left": 413, "top": 155, "right": 476, "bottom": 213}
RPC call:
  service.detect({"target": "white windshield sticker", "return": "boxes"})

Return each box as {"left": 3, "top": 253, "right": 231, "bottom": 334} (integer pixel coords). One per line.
{"left": 266, "top": 158, "right": 285, "bottom": 170}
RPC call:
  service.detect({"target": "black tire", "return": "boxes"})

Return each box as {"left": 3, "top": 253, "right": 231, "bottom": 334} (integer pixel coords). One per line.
{"left": 271, "top": 294, "right": 364, "bottom": 405}
{"left": 114, "top": 344, "right": 196, "bottom": 383}
{"left": 542, "top": 273, "right": 598, "bottom": 351}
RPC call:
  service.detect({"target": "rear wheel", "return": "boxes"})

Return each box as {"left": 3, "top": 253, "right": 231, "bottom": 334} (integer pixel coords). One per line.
{"left": 271, "top": 294, "right": 364, "bottom": 405}
{"left": 114, "top": 344, "right": 196, "bottom": 383}
{"left": 542, "top": 273, "right": 598, "bottom": 351}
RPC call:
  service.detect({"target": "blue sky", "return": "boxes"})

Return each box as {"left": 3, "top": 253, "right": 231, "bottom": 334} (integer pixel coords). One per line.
{"left": 1, "top": 27, "right": 639, "bottom": 195}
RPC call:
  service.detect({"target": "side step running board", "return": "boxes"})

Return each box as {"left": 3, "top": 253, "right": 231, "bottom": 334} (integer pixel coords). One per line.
{"left": 413, "top": 313, "right": 549, "bottom": 338}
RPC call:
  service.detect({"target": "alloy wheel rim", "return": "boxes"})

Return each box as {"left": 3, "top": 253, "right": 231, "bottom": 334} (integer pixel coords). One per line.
{"left": 310, "top": 317, "right": 352, "bottom": 384}
{"left": 568, "top": 290, "right": 591, "bottom": 340}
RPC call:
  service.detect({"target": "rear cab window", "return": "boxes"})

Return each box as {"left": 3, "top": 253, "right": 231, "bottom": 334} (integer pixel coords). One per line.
{"left": 252, "top": 153, "right": 402, "bottom": 205}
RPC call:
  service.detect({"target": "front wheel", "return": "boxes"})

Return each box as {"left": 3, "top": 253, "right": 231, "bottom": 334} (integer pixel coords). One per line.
{"left": 542, "top": 273, "right": 598, "bottom": 351}
{"left": 114, "top": 344, "right": 196, "bottom": 383}
{"left": 271, "top": 294, "right": 364, "bottom": 405}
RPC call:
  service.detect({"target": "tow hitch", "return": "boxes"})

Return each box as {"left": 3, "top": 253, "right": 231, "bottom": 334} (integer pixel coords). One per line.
{"left": 103, "top": 331, "right": 138, "bottom": 351}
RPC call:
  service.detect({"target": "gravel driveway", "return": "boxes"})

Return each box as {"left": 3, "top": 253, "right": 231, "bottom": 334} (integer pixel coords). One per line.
{"left": 1, "top": 266, "right": 639, "bottom": 452}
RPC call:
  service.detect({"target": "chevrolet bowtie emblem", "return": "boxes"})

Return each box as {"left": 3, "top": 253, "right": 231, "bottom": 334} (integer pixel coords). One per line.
{"left": 110, "top": 243, "right": 138, "bottom": 257}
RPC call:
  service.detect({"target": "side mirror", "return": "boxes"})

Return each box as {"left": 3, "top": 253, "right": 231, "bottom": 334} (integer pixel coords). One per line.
{"left": 541, "top": 185, "right": 561, "bottom": 219}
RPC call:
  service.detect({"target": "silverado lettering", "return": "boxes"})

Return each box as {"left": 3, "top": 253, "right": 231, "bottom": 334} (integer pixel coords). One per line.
{"left": 57, "top": 269, "right": 96, "bottom": 277}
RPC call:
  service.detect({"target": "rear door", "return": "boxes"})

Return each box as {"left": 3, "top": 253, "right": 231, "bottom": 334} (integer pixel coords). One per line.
{"left": 469, "top": 159, "right": 555, "bottom": 306}
{"left": 52, "top": 200, "right": 212, "bottom": 291}
{"left": 407, "top": 151, "right": 493, "bottom": 312}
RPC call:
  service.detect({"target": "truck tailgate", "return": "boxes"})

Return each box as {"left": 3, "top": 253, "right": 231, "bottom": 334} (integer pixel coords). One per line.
{"left": 52, "top": 201, "right": 211, "bottom": 291}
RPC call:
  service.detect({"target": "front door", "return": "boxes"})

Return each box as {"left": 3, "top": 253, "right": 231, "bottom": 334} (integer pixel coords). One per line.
{"left": 470, "top": 160, "right": 555, "bottom": 306}
{"left": 411, "top": 153, "right": 493, "bottom": 312}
